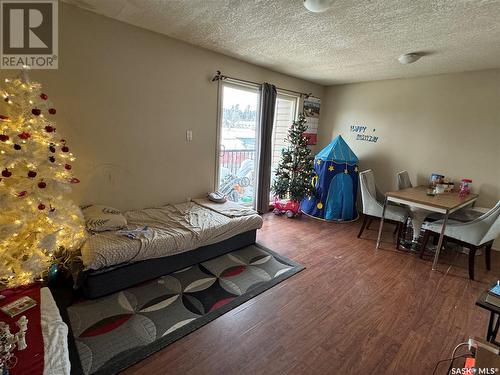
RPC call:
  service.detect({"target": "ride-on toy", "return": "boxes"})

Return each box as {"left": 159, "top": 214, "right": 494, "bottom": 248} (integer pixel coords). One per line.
{"left": 273, "top": 198, "right": 301, "bottom": 218}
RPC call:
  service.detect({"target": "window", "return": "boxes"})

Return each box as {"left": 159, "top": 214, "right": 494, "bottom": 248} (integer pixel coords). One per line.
{"left": 216, "top": 83, "right": 299, "bottom": 206}
{"left": 270, "top": 92, "right": 300, "bottom": 200}
{"left": 217, "top": 82, "right": 260, "bottom": 206}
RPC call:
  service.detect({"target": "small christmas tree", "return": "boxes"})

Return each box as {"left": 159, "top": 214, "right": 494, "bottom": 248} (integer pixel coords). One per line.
{"left": 0, "top": 69, "right": 85, "bottom": 288}
{"left": 272, "top": 113, "right": 315, "bottom": 202}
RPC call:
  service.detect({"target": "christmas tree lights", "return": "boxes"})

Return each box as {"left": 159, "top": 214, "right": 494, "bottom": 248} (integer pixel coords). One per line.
{"left": 0, "top": 68, "right": 85, "bottom": 287}
{"left": 272, "top": 113, "right": 315, "bottom": 202}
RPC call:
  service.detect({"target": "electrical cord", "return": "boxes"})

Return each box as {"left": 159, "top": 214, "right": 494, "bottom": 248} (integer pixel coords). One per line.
{"left": 446, "top": 342, "right": 471, "bottom": 374}
{"left": 431, "top": 354, "right": 470, "bottom": 375}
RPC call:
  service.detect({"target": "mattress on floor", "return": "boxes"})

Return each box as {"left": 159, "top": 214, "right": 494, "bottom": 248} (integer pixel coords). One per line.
{"left": 81, "top": 198, "right": 263, "bottom": 270}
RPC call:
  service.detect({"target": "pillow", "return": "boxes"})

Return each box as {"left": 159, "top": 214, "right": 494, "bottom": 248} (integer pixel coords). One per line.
{"left": 82, "top": 205, "right": 127, "bottom": 232}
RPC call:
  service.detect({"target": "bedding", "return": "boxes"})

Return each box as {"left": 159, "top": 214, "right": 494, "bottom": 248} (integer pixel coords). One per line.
{"left": 41, "top": 287, "right": 70, "bottom": 375}
{"left": 81, "top": 199, "right": 262, "bottom": 270}
{"left": 193, "top": 198, "right": 258, "bottom": 217}
{"left": 82, "top": 205, "right": 127, "bottom": 232}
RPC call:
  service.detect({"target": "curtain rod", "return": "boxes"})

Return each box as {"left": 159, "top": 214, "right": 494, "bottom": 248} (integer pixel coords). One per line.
{"left": 211, "top": 70, "right": 312, "bottom": 99}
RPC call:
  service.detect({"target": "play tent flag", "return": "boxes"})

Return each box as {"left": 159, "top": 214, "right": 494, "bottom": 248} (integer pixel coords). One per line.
{"left": 301, "top": 135, "right": 359, "bottom": 221}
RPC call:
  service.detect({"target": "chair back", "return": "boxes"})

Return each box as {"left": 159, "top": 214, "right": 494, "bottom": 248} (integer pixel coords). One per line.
{"left": 359, "top": 169, "right": 380, "bottom": 215}
{"left": 480, "top": 201, "right": 500, "bottom": 244}
{"left": 397, "top": 170, "right": 412, "bottom": 190}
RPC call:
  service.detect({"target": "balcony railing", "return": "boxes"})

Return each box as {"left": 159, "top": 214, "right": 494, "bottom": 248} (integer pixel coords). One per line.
{"left": 220, "top": 149, "right": 255, "bottom": 175}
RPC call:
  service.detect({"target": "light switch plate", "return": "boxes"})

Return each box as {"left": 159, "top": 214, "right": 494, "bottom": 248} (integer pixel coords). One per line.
{"left": 186, "top": 130, "right": 193, "bottom": 141}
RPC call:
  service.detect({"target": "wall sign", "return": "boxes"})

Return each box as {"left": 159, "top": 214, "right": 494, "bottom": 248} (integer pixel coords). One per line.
{"left": 350, "top": 124, "right": 379, "bottom": 143}
{"left": 303, "top": 96, "right": 320, "bottom": 145}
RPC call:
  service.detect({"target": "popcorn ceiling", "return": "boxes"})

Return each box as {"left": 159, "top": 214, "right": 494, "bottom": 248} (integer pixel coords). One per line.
{"left": 66, "top": 0, "right": 500, "bottom": 85}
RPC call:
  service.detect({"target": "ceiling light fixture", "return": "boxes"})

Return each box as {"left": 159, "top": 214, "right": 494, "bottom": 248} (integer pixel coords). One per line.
{"left": 398, "top": 53, "right": 422, "bottom": 64}
{"left": 303, "top": 0, "right": 334, "bottom": 13}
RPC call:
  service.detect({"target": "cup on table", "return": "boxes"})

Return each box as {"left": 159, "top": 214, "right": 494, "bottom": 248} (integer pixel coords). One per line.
{"left": 435, "top": 184, "right": 446, "bottom": 194}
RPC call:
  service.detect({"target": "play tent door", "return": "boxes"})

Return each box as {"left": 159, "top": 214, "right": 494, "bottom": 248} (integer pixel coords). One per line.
{"left": 324, "top": 173, "right": 355, "bottom": 221}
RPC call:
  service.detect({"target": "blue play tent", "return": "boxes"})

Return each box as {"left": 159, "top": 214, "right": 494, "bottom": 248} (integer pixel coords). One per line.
{"left": 301, "top": 135, "right": 359, "bottom": 221}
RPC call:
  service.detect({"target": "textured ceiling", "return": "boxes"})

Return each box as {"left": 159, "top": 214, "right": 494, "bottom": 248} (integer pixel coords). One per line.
{"left": 65, "top": 0, "right": 500, "bottom": 85}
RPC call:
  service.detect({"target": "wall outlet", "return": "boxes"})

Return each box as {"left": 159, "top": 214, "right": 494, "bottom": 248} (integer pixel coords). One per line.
{"left": 186, "top": 130, "right": 193, "bottom": 141}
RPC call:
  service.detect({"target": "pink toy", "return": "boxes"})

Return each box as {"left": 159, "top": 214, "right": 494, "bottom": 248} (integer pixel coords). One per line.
{"left": 273, "top": 198, "right": 301, "bottom": 218}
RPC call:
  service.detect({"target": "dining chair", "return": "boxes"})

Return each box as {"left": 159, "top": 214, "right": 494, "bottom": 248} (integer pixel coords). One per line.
{"left": 396, "top": 170, "right": 429, "bottom": 244}
{"left": 420, "top": 201, "right": 500, "bottom": 280}
{"left": 358, "top": 170, "right": 408, "bottom": 248}
{"left": 397, "top": 170, "right": 412, "bottom": 190}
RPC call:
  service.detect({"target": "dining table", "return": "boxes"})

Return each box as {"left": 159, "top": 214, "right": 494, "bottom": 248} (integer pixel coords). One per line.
{"left": 375, "top": 185, "right": 479, "bottom": 271}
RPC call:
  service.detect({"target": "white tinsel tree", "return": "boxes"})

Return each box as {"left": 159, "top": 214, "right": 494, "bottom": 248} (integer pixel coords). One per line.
{"left": 0, "top": 69, "right": 85, "bottom": 288}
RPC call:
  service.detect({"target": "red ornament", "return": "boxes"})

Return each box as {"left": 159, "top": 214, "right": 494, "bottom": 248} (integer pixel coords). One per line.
{"left": 61, "top": 146, "right": 69, "bottom": 152}
{"left": 38, "top": 203, "right": 46, "bottom": 210}
{"left": 48, "top": 108, "right": 56, "bottom": 115}
{"left": 31, "top": 108, "right": 41, "bottom": 116}
{"left": 17, "top": 191, "right": 27, "bottom": 197}
{"left": 64, "top": 164, "right": 72, "bottom": 170}
{"left": 27, "top": 170, "right": 37, "bottom": 178}
{"left": 40, "top": 93, "right": 48, "bottom": 100}
{"left": 38, "top": 181, "right": 47, "bottom": 189}
{"left": 1, "top": 169, "right": 12, "bottom": 177}
{"left": 70, "top": 178, "right": 80, "bottom": 184}
{"left": 0, "top": 114, "right": 10, "bottom": 121}
{"left": 0, "top": 134, "right": 9, "bottom": 142}
{"left": 18, "top": 132, "right": 30, "bottom": 140}
{"left": 13, "top": 144, "right": 21, "bottom": 150}
{"left": 45, "top": 125, "right": 54, "bottom": 133}
{"left": 48, "top": 156, "right": 55, "bottom": 163}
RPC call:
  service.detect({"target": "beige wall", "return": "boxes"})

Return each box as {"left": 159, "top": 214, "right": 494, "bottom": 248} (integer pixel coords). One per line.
{"left": 319, "top": 69, "right": 500, "bottom": 245}
{"left": 0, "top": 3, "right": 323, "bottom": 210}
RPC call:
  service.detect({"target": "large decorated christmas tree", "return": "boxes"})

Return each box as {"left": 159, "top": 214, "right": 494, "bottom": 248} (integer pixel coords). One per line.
{"left": 272, "top": 113, "right": 315, "bottom": 202}
{"left": 0, "top": 69, "right": 85, "bottom": 287}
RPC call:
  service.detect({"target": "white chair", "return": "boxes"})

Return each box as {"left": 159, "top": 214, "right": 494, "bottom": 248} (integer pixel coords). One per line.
{"left": 358, "top": 170, "right": 408, "bottom": 248}
{"left": 421, "top": 201, "right": 500, "bottom": 280}
{"left": 397, "top": 170, "right": 429, "bottom": 243}
{"left": 397, "top": 170, "right": 412, "bottom": 190}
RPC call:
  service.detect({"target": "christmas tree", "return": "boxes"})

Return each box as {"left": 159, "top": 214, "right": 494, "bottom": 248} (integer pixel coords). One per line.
{"left": 0, "top": 69, "right": 85, "bottom": 288}
{"left": 272, "top": 113, "right": 315, "bottom": 202}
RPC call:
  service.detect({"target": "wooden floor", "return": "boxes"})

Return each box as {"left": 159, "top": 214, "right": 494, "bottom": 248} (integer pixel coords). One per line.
{"left": 123, "top": 214, "right": 499, "bottom": 375}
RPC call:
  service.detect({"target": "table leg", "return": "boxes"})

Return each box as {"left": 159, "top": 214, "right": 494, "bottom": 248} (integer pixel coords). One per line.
{"left": 376, "top": 196, "right": 388, "bottom": 249}
{"left": 493, "top": 313, "right": 500, "bottom": 343}
{"left": 432, "top": 211, "right": 449, "bottom": 271}
{"left": 487, "top": 312, "right": 495, "bottom": 341}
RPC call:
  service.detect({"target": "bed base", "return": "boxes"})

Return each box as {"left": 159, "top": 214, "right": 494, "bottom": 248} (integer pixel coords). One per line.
{"left": 81, "top": 230, "right": 257, "bottom": 299}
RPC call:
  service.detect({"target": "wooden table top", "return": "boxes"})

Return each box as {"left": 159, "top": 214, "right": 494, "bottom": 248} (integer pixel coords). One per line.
{"left": 476, "top": 291, "right": 500, "bottom": 314}
{"left": 386, "top": 185, "right": 478, "bottom": 211}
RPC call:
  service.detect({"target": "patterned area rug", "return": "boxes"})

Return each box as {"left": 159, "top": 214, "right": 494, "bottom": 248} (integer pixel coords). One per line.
{"left": 67, "top": 244, "right": 304, "bottom": 374}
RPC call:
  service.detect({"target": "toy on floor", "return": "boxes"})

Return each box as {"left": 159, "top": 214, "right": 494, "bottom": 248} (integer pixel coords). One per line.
{"left": 273, "top": 199, "right": 301, "bottom": 218}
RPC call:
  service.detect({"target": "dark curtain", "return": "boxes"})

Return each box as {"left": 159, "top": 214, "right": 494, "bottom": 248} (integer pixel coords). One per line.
{"left": 256, "top": 83, "right": 277, "bottom": 213}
